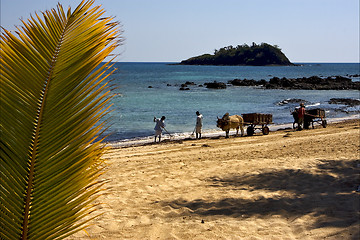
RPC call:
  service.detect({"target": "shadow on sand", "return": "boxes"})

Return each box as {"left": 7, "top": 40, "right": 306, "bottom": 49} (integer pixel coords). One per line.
{"left": 159, "top": 159, "right": 359, "bottom": 231}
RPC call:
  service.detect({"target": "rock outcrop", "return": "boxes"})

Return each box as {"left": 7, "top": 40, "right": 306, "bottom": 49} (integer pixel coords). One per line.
{"left": 228, "top": 76, "right": 360, "bottom": 90}
{"left": 328, "top": 98, "right": 360, "bottom": 106}
{"left": 204, "top": 81, "right": 227, "bottom": 89}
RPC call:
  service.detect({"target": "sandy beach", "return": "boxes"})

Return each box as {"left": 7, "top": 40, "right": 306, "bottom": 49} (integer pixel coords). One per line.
{"left": 72, "top": 119, "right": 359, "bottom": 240}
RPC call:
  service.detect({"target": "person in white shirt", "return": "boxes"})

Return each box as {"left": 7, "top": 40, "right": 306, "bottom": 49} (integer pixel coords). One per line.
{"left": 195, "top": 111, "right": 203, "bottom": 139}
{"left": 154, "top": 116, "right": 166, "bottom": 142}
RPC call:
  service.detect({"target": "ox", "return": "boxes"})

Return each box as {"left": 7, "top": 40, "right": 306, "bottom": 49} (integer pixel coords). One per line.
{"left": 291, "top": 110, "right": 298, "bottom": 129}
{"left": 217, "top": 113, "right": 244, "bottom": 138}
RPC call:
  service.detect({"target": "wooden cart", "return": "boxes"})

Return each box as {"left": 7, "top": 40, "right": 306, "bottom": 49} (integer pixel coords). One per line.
{"left": 304, "top": 108, "right": 327, "bottom": 129}
{"left": 242, "top": 113, "right": 273, "bottom": 136}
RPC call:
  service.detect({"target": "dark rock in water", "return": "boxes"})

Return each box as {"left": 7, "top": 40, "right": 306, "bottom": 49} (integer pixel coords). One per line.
{"left": 228, "top": 79, "right": 267, "bottom": 86}
{"left": 179, "top": 87, "right": 190, "bottom": 91}
{"left": 179, "top": 81, "right": 197, "bottom": 90}
{"left": 204, "top": 81, "right": 227, "bottom": 89}
{"left": 185, "top": 81, "right": 196, "bottom": 85}
{"left": 348, "top": 74, "right": 360, "bottom": 78}
{"left": 228, "top": 75, "right": 359, "bottom": 90}
{"left": 328, "top": 98, "right": 360, "bottom": 106}
{"left": 148, "top": 86, "right": 153, "bottom": 88}
{"left": 277, "top": 98, "right": 307, "bottom": 105}
{"left": 265, "top": 76, "right": 360, "bottom": 90}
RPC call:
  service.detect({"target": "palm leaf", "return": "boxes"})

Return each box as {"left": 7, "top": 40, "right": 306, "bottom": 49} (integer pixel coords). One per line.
{"left": 0, "top": 1, "right": 121, "bottom": 239}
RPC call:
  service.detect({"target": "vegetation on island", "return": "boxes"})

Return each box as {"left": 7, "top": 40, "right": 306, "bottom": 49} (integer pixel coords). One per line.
{"left": 179, "top": 42, "right": 294, "bottom": 66}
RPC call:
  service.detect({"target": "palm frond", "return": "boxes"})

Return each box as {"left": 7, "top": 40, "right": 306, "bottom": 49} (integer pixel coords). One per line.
{"left": 0, "top": 0, "right": 121, "bottom": 239}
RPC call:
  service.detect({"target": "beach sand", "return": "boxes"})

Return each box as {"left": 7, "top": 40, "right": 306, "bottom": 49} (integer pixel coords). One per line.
{"left": 72, "top": 119, "right": 359, "bottom": 240}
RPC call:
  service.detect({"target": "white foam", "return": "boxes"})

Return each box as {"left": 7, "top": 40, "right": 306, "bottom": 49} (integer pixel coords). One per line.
{"left": 305, "top": 102, "right": 321, "bottom": 108}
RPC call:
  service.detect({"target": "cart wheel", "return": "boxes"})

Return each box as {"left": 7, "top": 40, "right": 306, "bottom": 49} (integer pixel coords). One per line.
{"left": 247, "top": 126, "right": 255, "bottom": 136}
{"left": 322, "top": 120, "right": 327, "bottom": 128}
{"left": 262, "top": 126, "right": 270, "bottom": 135}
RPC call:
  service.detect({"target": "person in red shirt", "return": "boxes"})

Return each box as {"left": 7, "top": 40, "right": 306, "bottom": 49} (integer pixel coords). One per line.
{"left": 297, "top": 103, "right": 306, "bottom": 130}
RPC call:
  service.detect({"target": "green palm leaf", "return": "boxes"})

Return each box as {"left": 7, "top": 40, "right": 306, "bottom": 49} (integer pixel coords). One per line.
{"left": 0, "top": 1, "right": 121, "bottom": 239}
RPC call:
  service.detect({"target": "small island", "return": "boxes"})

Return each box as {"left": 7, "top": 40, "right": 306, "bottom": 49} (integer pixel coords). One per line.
{"left": 178, "top": 42, "right": 294, "bottom": 66}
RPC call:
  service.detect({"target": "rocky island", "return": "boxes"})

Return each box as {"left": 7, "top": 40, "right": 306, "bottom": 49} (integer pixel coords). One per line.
{"left": 178, "top": 43, "right": 294, "bottom": 66}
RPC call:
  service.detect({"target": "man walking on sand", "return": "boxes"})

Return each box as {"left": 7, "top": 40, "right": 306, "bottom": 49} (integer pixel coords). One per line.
{"left": 154, "top": 116, "right": 166, "bottom": 142}
{"left": 195, "top": 111, "right": 203, "bottom": 139}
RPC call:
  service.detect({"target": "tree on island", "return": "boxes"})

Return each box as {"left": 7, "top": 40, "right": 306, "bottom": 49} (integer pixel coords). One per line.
{"left": 179, "top": 42, "right": 294, "bottom": 66}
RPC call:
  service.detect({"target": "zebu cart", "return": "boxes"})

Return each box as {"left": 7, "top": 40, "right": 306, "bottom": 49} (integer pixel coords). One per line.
{"left": 242, "top": 113, "right": 273, "bottom": 136}
{"left": 304, "top": 108, "right": 327, "bottom": 129}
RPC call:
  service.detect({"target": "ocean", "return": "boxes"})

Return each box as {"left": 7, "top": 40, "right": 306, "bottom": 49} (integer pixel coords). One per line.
{"left": 104, "top": 62, "right": 359, "bottom": 145}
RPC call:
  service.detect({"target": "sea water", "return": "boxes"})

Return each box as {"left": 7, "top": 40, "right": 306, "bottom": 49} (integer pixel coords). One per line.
{"left": 104, "top": 62, "right": 359, "bottom": 144}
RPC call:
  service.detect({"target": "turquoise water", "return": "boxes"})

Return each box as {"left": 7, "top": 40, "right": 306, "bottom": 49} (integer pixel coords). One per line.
{"left": 105, "top": 62, "right": 360, "bottom": 142}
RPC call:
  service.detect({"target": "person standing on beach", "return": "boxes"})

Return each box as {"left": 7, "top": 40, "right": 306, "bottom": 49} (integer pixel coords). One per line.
{"left": 297, "top": 103, "right": 306, "bottom": 130}
{"left": 154, "top": 116, "right": 166, "bottom": 142}
{"left": 195, "top": 111, "right": 203, "bottom": 139}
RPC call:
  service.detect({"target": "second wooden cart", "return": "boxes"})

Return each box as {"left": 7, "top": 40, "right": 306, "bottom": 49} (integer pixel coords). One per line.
{"left": 304, "top": 108, "right": 327, "bottom": 129}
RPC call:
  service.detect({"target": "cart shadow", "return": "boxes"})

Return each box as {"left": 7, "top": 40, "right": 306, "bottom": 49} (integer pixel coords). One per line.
{"left": 159, "top": 159, "right": 359, "bottom": 229}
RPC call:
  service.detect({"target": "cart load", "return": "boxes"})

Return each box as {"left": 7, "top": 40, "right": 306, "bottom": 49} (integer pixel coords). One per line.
{"left": 305, "top": 108, "right": 327, "bottom": 128}
{"left": 242, "top": 113, "right": 273, "bottom": 136}
{"left": 292, "top": 108, "right": 327, "bottom": 129}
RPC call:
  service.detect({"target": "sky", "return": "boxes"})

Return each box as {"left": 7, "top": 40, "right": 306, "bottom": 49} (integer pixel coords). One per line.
{"left": 1, "top": 0, "right": 359, "bottom": 63}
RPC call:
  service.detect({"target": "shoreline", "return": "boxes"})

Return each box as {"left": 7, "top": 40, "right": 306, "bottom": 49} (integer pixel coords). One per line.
{"left": 108, "top": 114, "right": 359, "bottom": 148}
{"left": 71, "top": 117, "right": 360, "bottom": 239}
{"left": 104, "top": 62, "right": 360, "bottom": 147}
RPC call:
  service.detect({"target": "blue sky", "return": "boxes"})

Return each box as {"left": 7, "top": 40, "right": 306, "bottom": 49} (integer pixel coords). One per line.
{"left": 1, "top": 0, "right": 359, "bottom": 63}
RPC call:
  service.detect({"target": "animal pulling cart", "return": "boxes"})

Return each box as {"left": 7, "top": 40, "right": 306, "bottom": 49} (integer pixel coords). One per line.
{"left": 292, "top": 108, "right": 327, "bottom": 129}
{"left": 242, "top": 113, "right": 273, "bottom": 136}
